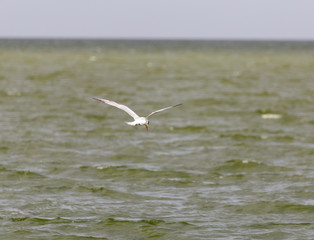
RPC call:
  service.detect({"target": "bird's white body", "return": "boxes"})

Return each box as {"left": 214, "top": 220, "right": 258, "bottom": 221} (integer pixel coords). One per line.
{"left": 93, "top": 97, "right": 181, "bottom": 131}
{"left": 126, "top": 117, "right": 148, "bottom": 126}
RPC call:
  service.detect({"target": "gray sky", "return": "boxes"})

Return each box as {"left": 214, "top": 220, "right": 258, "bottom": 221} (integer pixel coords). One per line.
{"left": 1, "top": 0, "right": 313, "bottom": 40}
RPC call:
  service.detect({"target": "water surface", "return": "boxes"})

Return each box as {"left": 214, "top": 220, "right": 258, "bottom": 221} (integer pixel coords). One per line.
{"left": 1, "top": 39, "right": 314, "bottom": 239}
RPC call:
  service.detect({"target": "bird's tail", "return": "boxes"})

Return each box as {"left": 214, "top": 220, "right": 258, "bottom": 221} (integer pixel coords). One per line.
{"left": 126, "top": 121, "right": 136, "bottom": 126}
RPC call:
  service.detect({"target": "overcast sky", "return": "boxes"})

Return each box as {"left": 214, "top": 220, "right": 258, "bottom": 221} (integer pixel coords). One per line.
{"left": 1, "top": 0, "right": 313, "bottom": 40}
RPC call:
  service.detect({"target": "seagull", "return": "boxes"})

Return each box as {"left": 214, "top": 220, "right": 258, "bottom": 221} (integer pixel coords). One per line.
{"left": 93, "top": 97, "right": 182, "bottom": 131}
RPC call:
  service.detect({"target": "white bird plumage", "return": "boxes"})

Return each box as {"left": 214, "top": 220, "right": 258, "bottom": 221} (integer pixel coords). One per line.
{"left": 93, "top": 97, "right": 182, "bottom": 131}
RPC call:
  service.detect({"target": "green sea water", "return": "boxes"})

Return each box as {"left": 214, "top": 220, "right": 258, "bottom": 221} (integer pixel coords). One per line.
{"left": 1, "top": 39, "right": 314, "bottom": 239}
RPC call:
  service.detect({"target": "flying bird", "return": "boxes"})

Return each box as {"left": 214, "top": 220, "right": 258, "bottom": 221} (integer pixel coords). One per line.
{"left": 93, "top": 97, "right": 182, "bottom": 131}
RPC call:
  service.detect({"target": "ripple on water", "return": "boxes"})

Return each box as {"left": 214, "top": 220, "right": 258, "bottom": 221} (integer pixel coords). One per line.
{"left": 211, "top": 159, "right": 291, "bottom": 173}
{"left": 230, "top": 200, "right": 314, "bottom": 214}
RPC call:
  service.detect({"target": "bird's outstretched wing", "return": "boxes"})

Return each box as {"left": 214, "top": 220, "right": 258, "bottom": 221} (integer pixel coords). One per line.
{"left": 93, "top": 97, "right": 140, "bottom": 120}
{"left": 146, "top": 103, "right": 182, "bottom": 118}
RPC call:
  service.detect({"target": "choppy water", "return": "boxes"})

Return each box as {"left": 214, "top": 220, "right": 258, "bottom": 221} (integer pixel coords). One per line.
{"left": 1, "top": 39, "right": 314, "bottom": 239}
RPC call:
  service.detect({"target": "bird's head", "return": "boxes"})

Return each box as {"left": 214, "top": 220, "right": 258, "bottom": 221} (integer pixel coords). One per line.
{"left": 145, "top": 120, "right": 149, "bottom": 131}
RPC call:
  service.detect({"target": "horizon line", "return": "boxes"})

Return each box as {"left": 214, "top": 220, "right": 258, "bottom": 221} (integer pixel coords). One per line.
{"left": 0, "top": 36, "right": 314, "bottom": 43}
{"left": 0, "top": 36, "right": 314, "bottom": 42}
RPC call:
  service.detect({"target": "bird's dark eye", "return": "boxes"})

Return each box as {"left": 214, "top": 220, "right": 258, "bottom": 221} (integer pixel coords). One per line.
{"left": 148, "top": 121, "right": 150, "bottom": 125}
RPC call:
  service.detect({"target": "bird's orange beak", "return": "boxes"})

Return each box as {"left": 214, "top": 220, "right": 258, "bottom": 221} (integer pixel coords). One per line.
{"left": 146, "top": 125, "right": 148, "bottom": 131}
